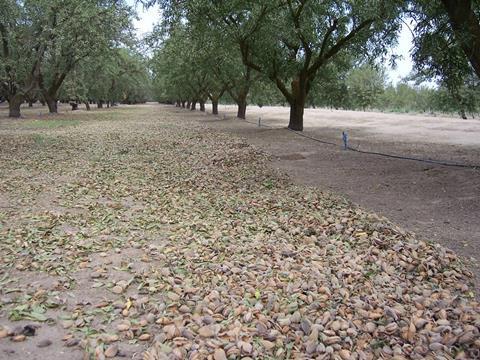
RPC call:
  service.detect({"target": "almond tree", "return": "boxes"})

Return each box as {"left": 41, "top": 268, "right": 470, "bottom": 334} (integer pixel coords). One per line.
{"left": 226, "top": 0, "right": 401, "bottom": 130}
{"left": 409, "top": 0, "right": 480, "bottom": 118}
{"left": 0, "top": 0, "right": 48, "bottom": 117}
{"left": 38, "top": 0, "right": 133, "bottom": 113}
{"left": 149, "top": 7, "right": 257, "bottom": 118}
{"left": 440, "top": 0, "right": 480, "bottom": 79}
{"left": 0, "top": 0, "right": 133, "bottom": 117}
{"left": 152, "top": 0, "right": 402, "bottom": 130}
{"left": 62, "top": 48, "right": 151, "bottom": 109}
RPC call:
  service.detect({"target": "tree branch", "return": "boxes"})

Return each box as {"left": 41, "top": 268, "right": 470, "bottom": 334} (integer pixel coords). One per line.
{"left": 441, "top": 0, "right": 480, "bottom": 78}
{"left": 309, "top": 18, "right": 374, "bottom": 76}
{"left": 239, "top": 40, "right": 263, "bottom": 72}
{"left": 0, "top": 24, "right": 10, "bottom": 60}
{"left": 268, "top": 58, "right": 293, "bottom": 103}
{"left": 286, "top": 0, "right": 312, "bottom": 68}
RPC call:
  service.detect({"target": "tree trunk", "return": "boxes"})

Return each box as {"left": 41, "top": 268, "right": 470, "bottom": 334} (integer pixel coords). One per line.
{"left": 97, "top": 101, "right": 104, "bottom": 109}
{"left": 191, "top": 100, "right": 197, "bottom": 110}
{"left": 46, "top": 99, "right": 58, "bottom": 113}
{"left": 187, "top": 101, "right": 191, "bottom": 109}
{"left": 237, "top": 98, "right": 247, "bottom": 119}
{"left": 8, "top": 95, "right": 23, "bottom": 118}
{"left": 39, "top": 69, "right": 69, "bottom": 114}
{"left": 41, "top": 88, "right": 57, "bottom": 113}
{"left": 107, "top": 101, "right": 110, "bottom": 108}
{"left": 70, "top": 102, "right": 78, "bottom": 111}
{"left": 232, "top": 89, "right": 248, "bottom": 119}
{"left": 28, "top": 101, "right": 33, "bottom": 107}
{"left": 212, "top": 100, "right": 219, "bottom": 115}
{"left": 209, "top": 86, "right": 226, "bottom": 115}
{"left": 288, "top": 78, "right": 307, "bottom": 131}
{"left": 288, "top": 101, "right": 305, "bottom": 131}
{"left": 176, "top": 100, "right": 181, "bottom": 107}
{"left": 84, "top": 102, "right": 91, "bottom": 111}
{"left": 181, "top": 101, "right": 186, "bottom": 108}
{"left": 200, "top": 100, "right": 205, "bottom": 112}
{"left": 43, "top": 91, "right": 58, "bottom": 114}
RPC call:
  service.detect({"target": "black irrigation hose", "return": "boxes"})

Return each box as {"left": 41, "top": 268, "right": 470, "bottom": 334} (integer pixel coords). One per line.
{"left": 345, "top": 146, "right": 480, "bottom": 169}
{"left": 286, "top": 127, "right": 339, "bottom": 147}
{"left": 240, "top": 117, "right": 480, "bottom": 170}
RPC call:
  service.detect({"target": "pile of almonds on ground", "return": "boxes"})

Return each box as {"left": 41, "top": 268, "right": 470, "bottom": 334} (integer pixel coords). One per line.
{"left": 0, "top": 106, "right": 478, "bottom": 359}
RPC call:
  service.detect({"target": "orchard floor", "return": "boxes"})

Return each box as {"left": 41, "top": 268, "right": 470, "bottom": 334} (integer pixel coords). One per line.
{"left": 200, "top": 104, "right": 480, "bottom": 289}
{"left": 0, "top": 103, "right": 479, "bottom": 359}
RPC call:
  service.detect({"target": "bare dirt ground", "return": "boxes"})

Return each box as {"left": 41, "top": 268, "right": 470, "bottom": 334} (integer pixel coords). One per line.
{"left": 197, "top": 104, "right": 480, "bottom": 289}
{"left": 0, "top": 104, "right": 479, "bottom": 359}
{"left": 228, "top": 105, "right": 480, "bottom": 147}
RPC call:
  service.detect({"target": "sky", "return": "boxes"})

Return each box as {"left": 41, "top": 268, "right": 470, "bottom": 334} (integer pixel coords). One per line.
{"left": 131, "top": 2, "right": 160, "bottom": 35}
{"left": 388, "top": 24, "right": 415, "bottom": 85}
{"left": 130, "top": 3, "right": 415, "bottom": 85}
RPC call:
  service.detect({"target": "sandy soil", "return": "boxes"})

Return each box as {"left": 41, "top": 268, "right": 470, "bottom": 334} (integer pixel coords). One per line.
{"left": 195, "top": 104, "right": 480, "bottom": 290}
{"left": 210, "top": 104, "right": 480, "bottom": 147}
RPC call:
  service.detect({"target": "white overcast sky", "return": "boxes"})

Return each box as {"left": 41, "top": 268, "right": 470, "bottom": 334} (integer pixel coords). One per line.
{"left": 131, "top": 2, "right": 160, "bottom": 35}
{"left": 130, "top": 2, "right": 414, "bottom": 85}
{"left": 388, "top": 24, "right": 415, "bottom": 84}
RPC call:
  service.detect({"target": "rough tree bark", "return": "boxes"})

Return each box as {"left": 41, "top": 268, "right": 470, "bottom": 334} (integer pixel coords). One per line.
{"left": 97, "top": 101, "right": 104, "bottom": 109}
{"left": 43, "top": 92, "right": 58, "bottom": 114}
{"left": 237, "top": 99, "right": 247, "bottom": 119}
{"left": 40, "top": 70, "right": 67, "bottom": 114}
{"left": 212, "top": 100, "right": 219, "bottom": 115}
{"left": 226, "top": 70, "right": 250, "bottom": 119}
{"left": 8, "top": 95, "right": 23, "bottom": 118}
{"left": 84, "top": 102, "right": 91, "bottom": 111}
{"left": 208, "top": 87, "right": 227, "bottom": 116}
{"left": 228, "top": 88, "right": 249, "bottom": 119}
{"left": 236, "top": 91, "right": 248, "bottom": 119}
{"left": 199, "top": 100, "right": 206, "bottom": 112}
{"left": 191, "top": 100, "right": 197, "bottom": 110}
{"left": 287, "top": 77, "right": 309, "bottom": 131}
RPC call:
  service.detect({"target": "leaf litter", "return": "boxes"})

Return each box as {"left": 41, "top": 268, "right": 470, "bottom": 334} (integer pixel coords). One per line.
{"left": 0, "top": 105, "right": 478, "bottom": 359}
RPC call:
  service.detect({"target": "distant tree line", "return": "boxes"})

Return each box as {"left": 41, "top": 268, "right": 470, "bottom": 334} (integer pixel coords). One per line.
{"left": 0, "top": 0, "right": 152, "bottom": 117}
{"left": 146, "top": 0, "right": 480, "bottom": 128}
{"left": 3, "top": 0, "right": 480, "bottom": 123}
{"left": 303, "top": 65, "right": 479, "bottom": 118}
{"left": 221, "top": 63, "right": 479, "bottom": 118}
